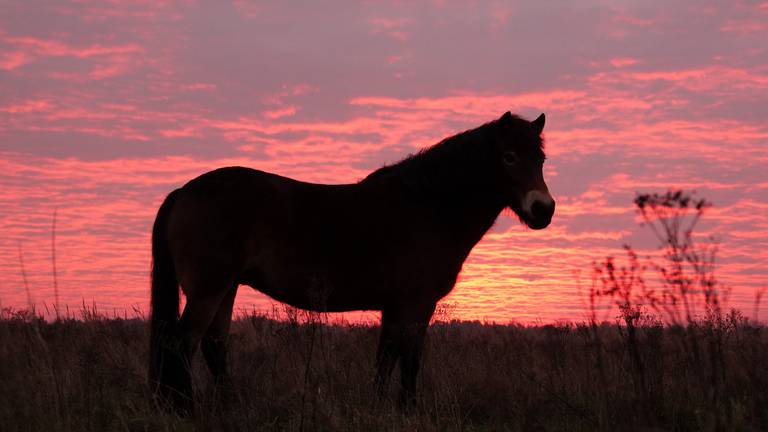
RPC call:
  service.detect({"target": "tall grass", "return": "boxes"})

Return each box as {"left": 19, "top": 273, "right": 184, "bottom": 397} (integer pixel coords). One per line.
{"left": 2, "top": 190, "right": 766, "bottom": 430}
{"left": 581, "top": 190, "right": 766, "bottom": 430}
{"left": 0, "top": 305, "right": 766, "bottom": 431}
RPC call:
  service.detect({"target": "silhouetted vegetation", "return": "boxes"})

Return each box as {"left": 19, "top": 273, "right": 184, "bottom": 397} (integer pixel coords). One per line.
{"left": 582, "top": 189, "right": 767, "bottom": 430}
{"left": 2, "top": 190, "right": 766, "bottom": 431}
{"left": 0, "top": 304, "right": 765, "bottom": 431}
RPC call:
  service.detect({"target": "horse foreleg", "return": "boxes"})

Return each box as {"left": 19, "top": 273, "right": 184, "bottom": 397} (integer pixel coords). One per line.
{"left": 375, "top": 303, "right": 436, "bottom": 406}
{"left": 398, "top": 322, "right": 429, "bottom": 407}
{"left": 201, "top": 285, "right": 237, "bottom": 385}
{"left": 397, "top": 303, "right": 436, "bottom": 408}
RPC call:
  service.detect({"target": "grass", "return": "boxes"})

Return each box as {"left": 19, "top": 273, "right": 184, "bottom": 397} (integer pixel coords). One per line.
{"left": 3, "top": 190, "right": 764, "bottom": 430}
{"left": 1, "top": 306, "right": 766, "bottom": 431}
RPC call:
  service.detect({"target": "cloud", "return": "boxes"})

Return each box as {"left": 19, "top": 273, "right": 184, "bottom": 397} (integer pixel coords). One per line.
{"left": 0, "top": 50, "right": 30, "bottom": 70}
{"left": 609, "top": 57, "right": 639, "bottom": 68}
{"left": 0, "top": 99, "right": 52, "bottom": 113}
{"left": 0, "top": 0, "right": 766, "bottom": 322}
{"left": 3, "top": 36, "right": 144, "bottom": 58}
{"left": 368, "top": 17, "right": 412, "bottom": 41}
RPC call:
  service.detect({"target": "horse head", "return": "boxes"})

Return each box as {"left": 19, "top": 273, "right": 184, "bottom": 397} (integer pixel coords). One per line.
{"left": 492, "top": 111, "right": 555, "bottom": 230}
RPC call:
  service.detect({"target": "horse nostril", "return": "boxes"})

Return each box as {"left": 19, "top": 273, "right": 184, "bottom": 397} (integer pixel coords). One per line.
{"left": 531, "top": 200, "right": 555, "bottom": 220}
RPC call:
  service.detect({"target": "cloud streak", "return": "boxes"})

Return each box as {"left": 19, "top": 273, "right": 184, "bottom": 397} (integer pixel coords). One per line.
{"left": 0, "top": 0, "right": 765, "bottom": 322}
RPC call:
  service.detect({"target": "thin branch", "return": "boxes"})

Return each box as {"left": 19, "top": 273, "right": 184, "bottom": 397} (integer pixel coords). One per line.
{"left": 52, "top": 208, "right": 60, "bottom": 317}
{"left": 18, "top": 241, "right": 32, "bottom": 311}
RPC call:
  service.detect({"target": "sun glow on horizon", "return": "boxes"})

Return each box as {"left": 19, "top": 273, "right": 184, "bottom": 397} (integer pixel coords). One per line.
{"left": 1, "top": 0, "right": 766, "bottom": 323}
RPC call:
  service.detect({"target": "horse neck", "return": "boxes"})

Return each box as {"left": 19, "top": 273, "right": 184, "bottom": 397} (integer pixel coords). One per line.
{"left": 368, "top": 130, "right": 505, "bottom": 244}
{"left": 401, "top": 140, "right": 504, "bottom": 239}
{"left": 442, "top": 184, "right": 505, "bottom": 246}
{"left": 409, "top": 153, "right": 505, "bottom": 246}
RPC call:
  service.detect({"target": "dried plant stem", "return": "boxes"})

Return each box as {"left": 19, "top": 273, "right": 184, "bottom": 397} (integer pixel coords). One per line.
{"left": 18, "top": 241, "right": 32, "bottom": 311}
{"left": 755, "top": 287, "right": 767, "bottom": 323}
{"left": 52, "top": 208, "right": 60, "bottom": 317}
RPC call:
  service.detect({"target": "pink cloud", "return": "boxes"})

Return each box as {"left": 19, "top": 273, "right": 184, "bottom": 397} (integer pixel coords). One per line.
{"left": 612, "top": 12, "right": 661, "bottom": 28}
{"left": 4, "top": 36, "right": 144, "bottom": 58}
{"left": 89, "top": 55, "right": 137, "bottom": 79}
{"left": 609, "top": 57, "right": 639, "bottom": 68}
{"left": 489, "top": 3, "right": 513, "bottom": 29}
{"left": 232, "top": 0, "right": 261, "bottom": 18}
{"left": 261, "top": 84, "right": 318, "bottom": 105}
{"left": 368, "top": 17, "right": 411, "bottom": 41}
{"left": 386, "top": 55, "right": 403, "bottom": 64}
{"left": 1, "top": 0, "right": 766, "bottom": 323}
{"left": 0, "top": 35, "right": 145, "bottom": 79}
{"left": 720, "top": 20, "right": 768, "bottom": 34}
{"left": 159, "top": 126, "right": 200, "bottom": 138}
{"left": 185, "top": 83, "right": 217, "bottom": 91}
{"left": 0, "top": 99, "right": 52, "bottom": 113}
{"left": 263, "top": 106, "right": 297, "bottom": 119}
{"left": 0, "top": 51, "right": 30, "bottom": 70}
{"left": 627, "top": 66, "right": 768, "bottom": 88}
{"left": 585, "top": 66, "right": 768, "bottom": 100}
{"left": 350, "top": 90, "right": 586, "bottom": 117}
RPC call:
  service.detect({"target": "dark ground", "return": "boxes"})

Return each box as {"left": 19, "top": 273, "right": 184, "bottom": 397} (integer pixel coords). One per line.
{"left": 1, "top": 307, "right": 766, "bottom": 432}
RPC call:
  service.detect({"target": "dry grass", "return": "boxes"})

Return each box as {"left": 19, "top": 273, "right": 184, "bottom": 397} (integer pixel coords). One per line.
{"left": 3, "top": 190, "right": 763, "bottom": 430}
{"left": 1, "top": 306, "right": 766, "bottom": 432}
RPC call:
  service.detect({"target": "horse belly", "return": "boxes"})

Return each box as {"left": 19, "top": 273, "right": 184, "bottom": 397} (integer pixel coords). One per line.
{"left": 239, "top": 265, "right": 382, "bottom": 312}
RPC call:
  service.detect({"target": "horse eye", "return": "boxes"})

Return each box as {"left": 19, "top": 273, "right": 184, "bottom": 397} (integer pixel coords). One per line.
{"left": 503, "top": 151, "right": 519, "bottom": 166}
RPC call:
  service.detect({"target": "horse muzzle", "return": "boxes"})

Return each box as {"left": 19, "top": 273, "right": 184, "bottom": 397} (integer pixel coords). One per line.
{"left": 521, "top": 191, "right": 555, "bottom": 230}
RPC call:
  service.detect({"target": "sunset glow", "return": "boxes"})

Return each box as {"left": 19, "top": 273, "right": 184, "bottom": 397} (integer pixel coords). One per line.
{"left": 1, "top": 1, "right": 766, "bottom": 322}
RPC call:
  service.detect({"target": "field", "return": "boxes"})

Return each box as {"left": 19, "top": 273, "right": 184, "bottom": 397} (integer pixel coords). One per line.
{"left": 1, "top": 307, "right": 766, "bottom": 432}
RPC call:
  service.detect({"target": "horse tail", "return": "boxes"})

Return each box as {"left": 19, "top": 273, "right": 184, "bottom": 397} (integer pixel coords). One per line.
{"left": 148, "top": 189, "right": 180, "bottom": 386}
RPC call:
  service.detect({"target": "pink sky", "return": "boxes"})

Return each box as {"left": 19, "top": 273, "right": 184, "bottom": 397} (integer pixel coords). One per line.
{"left": 1, "top": 0, "right": 766, "bottom": 322}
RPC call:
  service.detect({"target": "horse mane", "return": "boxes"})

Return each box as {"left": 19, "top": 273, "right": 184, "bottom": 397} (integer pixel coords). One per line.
{"left": 362, "top": 119, "right": 496, "bottom": 185}
{"left": 362, "top": 114, "right": 541, "bottom": 195}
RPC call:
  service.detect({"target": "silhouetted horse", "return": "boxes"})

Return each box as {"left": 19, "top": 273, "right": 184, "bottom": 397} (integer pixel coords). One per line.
{"left": 148, "top": 111, "right": 555, "bottom": 411}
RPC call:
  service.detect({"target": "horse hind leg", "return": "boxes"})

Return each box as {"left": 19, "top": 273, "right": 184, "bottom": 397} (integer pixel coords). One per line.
{"left": 201, "top": 284, "right": 238, "bottom": 385}
{"left": 168, "top": 275, "right": 233, "bottom": 413}
{"left": 375, "top": 309, "right": 402, "bottom": 398}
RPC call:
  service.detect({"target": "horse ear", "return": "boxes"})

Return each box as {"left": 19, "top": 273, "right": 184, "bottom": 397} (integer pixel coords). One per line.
{"left": 499, "top": 111, "right": 513, "bottom": 123}
{"left": 531, "top": 113, "right": 545, "bottom": 135}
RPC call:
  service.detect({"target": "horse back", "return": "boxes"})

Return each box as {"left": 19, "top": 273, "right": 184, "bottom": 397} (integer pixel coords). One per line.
{"left": 166, "top": 167, "right": 439, "bottom": 310}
